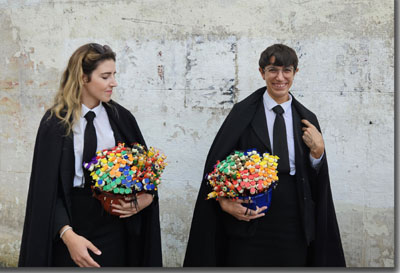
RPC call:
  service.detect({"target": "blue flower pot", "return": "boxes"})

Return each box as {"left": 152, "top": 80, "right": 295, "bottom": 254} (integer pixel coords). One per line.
{"left": 239, "top": 186, "right": 274, "bottom": 213}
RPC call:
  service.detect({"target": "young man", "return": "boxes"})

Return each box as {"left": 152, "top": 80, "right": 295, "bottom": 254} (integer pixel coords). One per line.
{"left": 184, "top": 44, "right": 346, "bottom": 267}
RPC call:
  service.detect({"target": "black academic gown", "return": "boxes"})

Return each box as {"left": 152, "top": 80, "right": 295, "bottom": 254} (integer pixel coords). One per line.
{"left": 183, "top": 87, "right": 346, "bottom": 267}
{"left": 18, "top": 100, "right": 162, "bottom": 267}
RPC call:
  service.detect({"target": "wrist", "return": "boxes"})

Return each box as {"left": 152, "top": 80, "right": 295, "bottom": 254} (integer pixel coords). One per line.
{"left": 60, "top": 226, "right": 74, "bottom": 243}
{"left": 61, "top": 229, "right": 75, "bottom": 244}
{"left": 145, "top": 192, "right": 155, "bottom": 202}
{"left": 59, "top": 225, "right": 71, "bottom": 237}
{"left": 310, "top": 147, "right": 323, "bottom": 159}
{"left": 217, "top": 197, "right": 227, "bottom": 209}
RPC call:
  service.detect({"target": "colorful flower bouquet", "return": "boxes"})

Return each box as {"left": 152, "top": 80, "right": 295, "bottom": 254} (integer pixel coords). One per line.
{"left": 206, "top": 149, "right": 279, "bottom": 213}
{"left": 83, "top": 142, "right": 167, "bottom": 216}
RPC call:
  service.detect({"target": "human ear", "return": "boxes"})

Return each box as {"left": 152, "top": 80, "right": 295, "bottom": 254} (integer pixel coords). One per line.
{"left": 82, "top": 74, "right": 89, "bottom": 84}
{"left": 259, "top": 67, "right": 266, "bottom": 80}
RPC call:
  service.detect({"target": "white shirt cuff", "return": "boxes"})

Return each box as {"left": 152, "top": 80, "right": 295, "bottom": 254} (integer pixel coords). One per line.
{"left": 309, "top": 151, "right": 324, "bottom": 169}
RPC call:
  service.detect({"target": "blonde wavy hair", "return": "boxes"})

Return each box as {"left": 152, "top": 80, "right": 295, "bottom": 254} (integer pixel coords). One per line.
{"left": 50, "top": 43, "right": 116, "bottom": 135}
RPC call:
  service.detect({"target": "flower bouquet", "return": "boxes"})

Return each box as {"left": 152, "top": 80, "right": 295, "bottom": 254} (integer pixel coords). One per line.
{"left": 206, "top": 149, "right": 279, "bottom": 213}
{"left": 83, "top": 142, "right": 167, "bottom": 216}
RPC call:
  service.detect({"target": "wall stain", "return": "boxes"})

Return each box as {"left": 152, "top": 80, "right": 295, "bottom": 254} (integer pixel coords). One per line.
{"left": 0, "top": 80, "right": 19, "bottom": 90}
{"left": 157, "top": 65, "right": 164, "bottom": 81}
{"left": 0, "top": 97, "right": 21, "bottom": 115}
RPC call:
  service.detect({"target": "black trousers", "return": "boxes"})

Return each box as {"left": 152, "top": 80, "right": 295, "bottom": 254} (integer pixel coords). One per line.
{"left": 225, "top": 174, "right": 308, "bottom": 266}
{"left": 52, "top": 188, "right": 143, "bottom": 267}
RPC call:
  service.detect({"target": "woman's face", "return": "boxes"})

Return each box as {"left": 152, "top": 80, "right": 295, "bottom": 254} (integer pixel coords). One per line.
{"left": 81, "top": 59, "right": 117, "bottom": 109}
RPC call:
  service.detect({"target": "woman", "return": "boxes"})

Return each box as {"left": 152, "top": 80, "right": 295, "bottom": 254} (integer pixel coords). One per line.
{"left": 18, "top": 43, "right": 162, "bottom": 267}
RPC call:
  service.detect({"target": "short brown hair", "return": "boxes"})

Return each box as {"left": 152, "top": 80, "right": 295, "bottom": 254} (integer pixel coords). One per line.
{"left": 259, "top": 44, "right": 298, "bottom": 71}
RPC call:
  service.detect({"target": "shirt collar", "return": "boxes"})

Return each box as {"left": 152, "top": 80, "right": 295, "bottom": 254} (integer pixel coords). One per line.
{"left": 81, "top": 102, "right": 103, "bottom": 118}
{"left": 263, "top": 90, "right": 292, "bottom": 113}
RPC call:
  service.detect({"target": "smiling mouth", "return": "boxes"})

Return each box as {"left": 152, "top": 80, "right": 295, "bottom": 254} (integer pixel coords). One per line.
{"left": 273, "top": 83, "right": 287, "bottom": 88}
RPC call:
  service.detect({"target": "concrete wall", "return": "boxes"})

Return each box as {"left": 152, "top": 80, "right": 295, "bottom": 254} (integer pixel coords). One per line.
{"left": 0, "top": 0, "right": 394, "bottom": 267}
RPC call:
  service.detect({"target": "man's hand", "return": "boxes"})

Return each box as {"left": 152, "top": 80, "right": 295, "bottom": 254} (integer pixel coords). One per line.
{"left": 111, "top": 193, "right": 153, "bottom": 218}
{"left": 301, "top": 119, "right": 324, "bottom": 159}
{"left": 61, "top": 227, "right": 101, "bottom": 267}
{"left": 218, "top": 197, "right": 267, "bottom": 222}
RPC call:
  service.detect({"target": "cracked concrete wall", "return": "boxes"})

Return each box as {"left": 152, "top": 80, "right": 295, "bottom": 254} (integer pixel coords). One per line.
{"left": 0, "top": 0, "right": 394, "bottom": 267}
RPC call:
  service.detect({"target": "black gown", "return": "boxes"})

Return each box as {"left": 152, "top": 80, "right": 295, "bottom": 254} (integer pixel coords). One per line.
{"left": 183, "top": 87, "right": 346, "bottom": 267}
{"left": 18, "top": 101, "right": 162, "bottom": 267}
{"left": 224, "top": 173, "right": 307, "bottom": 266}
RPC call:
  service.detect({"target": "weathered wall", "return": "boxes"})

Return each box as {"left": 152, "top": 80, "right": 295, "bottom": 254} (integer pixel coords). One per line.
{"left": 0, "top": 0, "right": 394, "bottom": 267}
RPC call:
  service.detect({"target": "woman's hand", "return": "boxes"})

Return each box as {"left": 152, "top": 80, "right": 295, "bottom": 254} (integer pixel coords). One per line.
{"left": 111, "top": 193, "right": 154, "bottom": 218}
{"left": 218, "top": 197, "right": 267, "bottom": 222}
{"left": 60, "top": 227, "right": 101, "bottom": 267}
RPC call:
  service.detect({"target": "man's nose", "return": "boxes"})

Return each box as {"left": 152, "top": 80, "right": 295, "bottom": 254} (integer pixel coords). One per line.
{"left": 276, "top": 70, "right": 285, "bottom": 80}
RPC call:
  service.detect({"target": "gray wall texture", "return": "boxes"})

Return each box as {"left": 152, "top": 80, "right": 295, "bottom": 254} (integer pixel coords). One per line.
{"left": 0, "top": 0, "right": 394, "bottom": 267}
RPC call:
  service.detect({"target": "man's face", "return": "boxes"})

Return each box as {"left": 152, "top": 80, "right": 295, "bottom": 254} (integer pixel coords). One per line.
{"left": 259, "top": 57, "right": 298, "bottom": 104}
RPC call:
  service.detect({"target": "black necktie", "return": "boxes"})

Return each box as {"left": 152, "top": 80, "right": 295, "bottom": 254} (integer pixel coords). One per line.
{"left": 83, "top": 111, "right": 97, "bottom": 187}
{"left": 272, "top": 105, "right": 290, "bottom": 174}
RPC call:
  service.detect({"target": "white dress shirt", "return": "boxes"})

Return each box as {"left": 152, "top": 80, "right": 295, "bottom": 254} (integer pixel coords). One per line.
{"left": 263, "top": 91, "right": 323, "bottom": 175}
{"left": 72, "top": 103, "right": 115, "bottom": 187}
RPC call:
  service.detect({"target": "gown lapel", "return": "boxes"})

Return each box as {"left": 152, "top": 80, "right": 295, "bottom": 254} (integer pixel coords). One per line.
{"left": 104, "top": 103, "right": 124, "bottom": 145}
{"left": 292, "top": 104, "right": 305, "bottom": 162}
{"left": 251, "top": 100, "right": 272, "bottom": 154}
